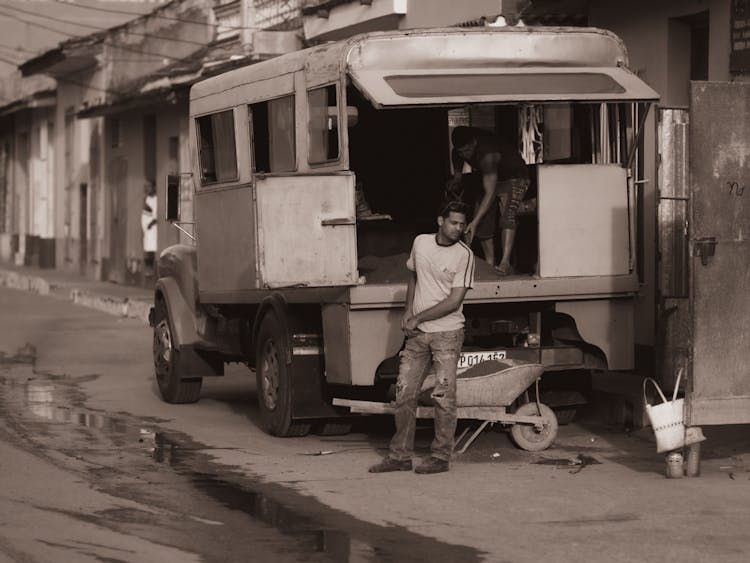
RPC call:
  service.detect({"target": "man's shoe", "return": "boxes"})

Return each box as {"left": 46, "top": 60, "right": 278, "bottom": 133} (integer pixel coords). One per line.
{"left": 414, "top": 457, "right": 449, "bottom": 474}
{"left": 368, "top": 457, "right": 413, "bottom": 473}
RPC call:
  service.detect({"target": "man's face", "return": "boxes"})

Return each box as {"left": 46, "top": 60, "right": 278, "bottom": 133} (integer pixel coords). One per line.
{"left": 438, "top": 211, "right": 467, "bottom": 243}
{"left": 455, "top": 139, "right": 477, "bottom": 161}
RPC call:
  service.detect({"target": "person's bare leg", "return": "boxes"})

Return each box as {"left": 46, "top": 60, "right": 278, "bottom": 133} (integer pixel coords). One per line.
{"left": 480, "top": 238, "right": 494, "bottom": 266}
{"left": 495, "top": 228, "right": 515, "bottom": 275}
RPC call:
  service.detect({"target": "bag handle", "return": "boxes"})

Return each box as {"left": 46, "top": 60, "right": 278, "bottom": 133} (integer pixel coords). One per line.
{"left": 671, "top": 368, "right": 684, "bottom": 401}
{"left": 643, "top": 367, "right": 685, "bottom": 406}
{"left": 643, "top": 377, "right": 668, "bottom": 406}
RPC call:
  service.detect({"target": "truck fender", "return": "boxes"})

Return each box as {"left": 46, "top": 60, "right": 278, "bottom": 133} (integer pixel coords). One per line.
{"left": 155, "top": 277, "right": 200, "bottom": 349}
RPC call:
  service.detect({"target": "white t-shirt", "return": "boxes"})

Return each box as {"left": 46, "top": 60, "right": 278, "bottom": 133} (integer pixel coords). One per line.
{"left": 406, "top": 234, "right": 475, "bottom": 333}
{"left": 141, "top": 194, "right": 158, "bottom": 252}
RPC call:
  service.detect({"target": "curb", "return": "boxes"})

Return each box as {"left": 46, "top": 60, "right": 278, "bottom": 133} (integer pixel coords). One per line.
{"left": 0, "top": 268, "right": 151, "bottom": 324}
{"left": 0, "top": 269, "right": 51, "bottom": 295}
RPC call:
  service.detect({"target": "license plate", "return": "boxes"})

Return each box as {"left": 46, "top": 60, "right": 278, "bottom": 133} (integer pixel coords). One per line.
{"left": 457, "top": 350, "right": 507, "bottom": 373}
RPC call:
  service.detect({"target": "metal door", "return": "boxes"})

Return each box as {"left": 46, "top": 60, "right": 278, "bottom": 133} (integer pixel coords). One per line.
{"left": 687, "top": 82, "right": 750, "bottom": 425}
{"left": 255, "top": 173, "right": 358, "bottom": 288}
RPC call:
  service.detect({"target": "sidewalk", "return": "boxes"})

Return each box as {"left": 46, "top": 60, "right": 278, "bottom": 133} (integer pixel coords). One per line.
{"left": 0, "top": 262, "right": 153, "bottom": 324}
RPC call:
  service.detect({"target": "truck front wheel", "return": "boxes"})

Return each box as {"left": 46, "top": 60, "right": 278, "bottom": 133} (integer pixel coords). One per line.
{"left": 153, "top": 299, "right": 202, "bottom": 404}
{"left": 255, "top": 312, "right": 310, "bottom": 437}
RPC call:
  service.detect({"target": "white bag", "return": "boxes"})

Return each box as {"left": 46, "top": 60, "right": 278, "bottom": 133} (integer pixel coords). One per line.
{"left": 643, "top": 369, "right": 686, "bottom": 453}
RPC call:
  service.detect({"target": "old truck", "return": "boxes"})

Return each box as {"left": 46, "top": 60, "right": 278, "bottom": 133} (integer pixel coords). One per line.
{"left": 150, "top": 26, "right": 659, "bottom": 437}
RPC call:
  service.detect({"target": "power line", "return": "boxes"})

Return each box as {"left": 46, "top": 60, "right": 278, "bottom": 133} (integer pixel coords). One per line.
{"left": 0, "top": 39, "right": 185, "bottom": 63}
{"left": 0, "top": 52, "right": 121, "bottom": 96}
{"left": 0, "top": 43, "right": 36, "bottom": 55}
{"left": 0, "top": 1, "right": 212, "bottom": 47}
{"left": 0, "top": 7, "right": 76, "bottom": 41}
{"left": 0, "top": 7, "right": 193, "bottom": 62}
{"left": 0, "top": 53, "right": 19, "bottom": 66}
{"left": 0, "top": 47, "right": 24, "bottom": 60}
{"left": 50, "top": 0, "right": 259, "bottom": 30}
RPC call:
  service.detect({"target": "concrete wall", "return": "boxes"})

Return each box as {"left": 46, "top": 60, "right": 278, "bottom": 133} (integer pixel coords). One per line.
{"left": 0, "top": 119, "right": 12, "bottom": 260}
{"left": 304, "top": 0, "right": 505, "bottom": 41}
{"left": 104, "top": 102, "right": 187, "bottom": 284}
{"left": 104, "top": 109, "right": 143, "bottom": 283}
{"left": 25, "top": 107, "right": 56, "bottom": 268}
{"left": 29, "top": 109, "right": 55, "bottom": 240}
{"left": 402, "top": 0, "right": 502, "bottom": 28}
{"left": 12, "top": 111, "right": 29, "bottom": 266}
{"left": 54, "top": 72, "right": 98, "bottom": 275}
{"left": 589, "top": 0, "right": 732, "bottom": 366}
{"left": 590, "top": 0, "right": 731, "bottom": 107}
{"left": 154, "top": 101, "right": 192, "bottom": 250}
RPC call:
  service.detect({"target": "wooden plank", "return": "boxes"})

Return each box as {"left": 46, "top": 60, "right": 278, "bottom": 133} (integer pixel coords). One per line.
{"left": 332, "top": 398, "right": 516, "bottom": 421}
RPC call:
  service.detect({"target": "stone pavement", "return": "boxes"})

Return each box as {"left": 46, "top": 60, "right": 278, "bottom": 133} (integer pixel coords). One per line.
{"left": 0, "top": 263, "right": 153, "bottom": 324}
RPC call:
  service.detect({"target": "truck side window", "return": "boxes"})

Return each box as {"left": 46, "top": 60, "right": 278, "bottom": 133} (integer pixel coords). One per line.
{"left": 196, "top": 110, "right": 238, "bottom": 184}
{"left": 308, "top": 85, "right": 339, "bottom": 163}
{"left": 250, "top": 95, "right": 296, "bottom": 173}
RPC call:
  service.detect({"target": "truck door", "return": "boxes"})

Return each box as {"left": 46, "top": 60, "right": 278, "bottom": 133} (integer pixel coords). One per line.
{"left": 255, "top": 173, "right": 358, "bottom": 287}
{"left": 687, "top": 82, "right": 750, "bottom": 425}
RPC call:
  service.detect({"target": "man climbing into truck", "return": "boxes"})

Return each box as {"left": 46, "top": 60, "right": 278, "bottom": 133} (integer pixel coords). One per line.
{"left": 447, "top": 126, "right": 530, "bottom": 275}
{"left": 369, "top": 200, "right": 475, "bottom": 475}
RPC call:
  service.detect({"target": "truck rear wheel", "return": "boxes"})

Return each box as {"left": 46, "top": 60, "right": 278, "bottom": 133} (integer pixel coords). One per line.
{"left": 153, "top": 299, "right": 202, "bottom": 403}
{"left": 255, "top": 312, "right": 310, "bottom": 437}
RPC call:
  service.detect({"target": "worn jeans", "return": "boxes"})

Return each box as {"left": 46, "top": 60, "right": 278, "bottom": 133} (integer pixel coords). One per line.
{"left": 390, "top": 329, "right": 464, "bottom": 462}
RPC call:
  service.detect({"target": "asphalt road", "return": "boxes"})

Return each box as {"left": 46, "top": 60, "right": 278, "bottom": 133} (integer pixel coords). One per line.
{"left": 1, "top": 286, "right": 750, "bottom": 563}
{"left": 0, "top": 287, "right": 479, "bottom": 562}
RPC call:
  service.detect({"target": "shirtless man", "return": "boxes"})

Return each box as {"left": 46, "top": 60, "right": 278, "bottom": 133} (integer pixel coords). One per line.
{"left": 448, "top": 126, "right": 529, "bottom": 275}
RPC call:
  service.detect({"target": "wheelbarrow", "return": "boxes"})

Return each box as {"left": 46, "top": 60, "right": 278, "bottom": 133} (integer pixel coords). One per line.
{"left": 332, "top": 359, "right": 558, "bottom": 453}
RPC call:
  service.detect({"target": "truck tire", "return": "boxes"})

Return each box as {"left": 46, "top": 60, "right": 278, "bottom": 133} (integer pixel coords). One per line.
{"left": 255, "top": 312, "right": 310, "bottom": 437}
{"left": 153, "top": 299, "right": 202, "bottom": 403}
{"left": 510, "top": 402, "right": 558, "bottom": 452}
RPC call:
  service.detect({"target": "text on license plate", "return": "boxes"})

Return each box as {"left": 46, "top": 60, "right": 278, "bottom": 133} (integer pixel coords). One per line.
{"left": 457, "top": 350, "right": 507, "bottom": 372}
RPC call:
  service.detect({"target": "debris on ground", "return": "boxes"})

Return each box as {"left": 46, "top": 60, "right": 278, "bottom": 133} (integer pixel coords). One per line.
{"left": 533, "top": 453, "right": 602, "bottom": 474}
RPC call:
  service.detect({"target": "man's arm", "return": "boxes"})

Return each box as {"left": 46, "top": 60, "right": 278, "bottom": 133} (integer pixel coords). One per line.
{"left": 446, "top": 148, "right": 465, "bottom": 197}
{"left": 404, "top": 286, "right": 470, "bottom": 332}
{"left": 401, "top": 270, "right": 417, "bottom": 332}
{"left": 464, "top": 152, "right": 499, "bottom": 244}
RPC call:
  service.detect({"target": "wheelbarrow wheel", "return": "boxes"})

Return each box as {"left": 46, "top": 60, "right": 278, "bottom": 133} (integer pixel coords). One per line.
{"left": 510, "top": 402, "right": 558, "bottom": 452}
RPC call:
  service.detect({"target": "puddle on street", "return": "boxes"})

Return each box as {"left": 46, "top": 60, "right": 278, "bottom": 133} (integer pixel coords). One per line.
{"left": 0, "top": 354, "right": 483, "bottom": 563}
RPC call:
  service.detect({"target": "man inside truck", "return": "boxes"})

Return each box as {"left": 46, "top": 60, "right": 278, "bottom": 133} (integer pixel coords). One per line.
{"left": 369, "top": 201, "right": 475, "bottom": 475}
{"left": 447, "top": 126, "right": 529, "bottom": 275}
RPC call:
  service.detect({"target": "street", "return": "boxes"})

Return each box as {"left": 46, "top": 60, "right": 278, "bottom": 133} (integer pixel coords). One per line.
{"left": 1, "top": 285, "right": 750, "bottom": 563}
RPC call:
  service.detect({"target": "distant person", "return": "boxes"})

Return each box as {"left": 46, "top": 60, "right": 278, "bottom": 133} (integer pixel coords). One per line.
{"left": 448, "top": 126, "right": 529, "bottom": 275}
{"left": 369, "top": 200, "right": 475, "bottom": 475}
{"left": 141, "top": 180, "right": 158, "bottom": 278}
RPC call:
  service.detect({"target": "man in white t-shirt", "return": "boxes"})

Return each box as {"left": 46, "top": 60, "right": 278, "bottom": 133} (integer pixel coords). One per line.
{"left": 370, "top": 201, "right": 475, "bottom": 475}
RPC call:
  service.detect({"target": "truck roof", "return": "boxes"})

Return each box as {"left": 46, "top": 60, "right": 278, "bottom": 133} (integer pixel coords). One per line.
{"left": 191, "top": 26, "right": 658, "bottom": 105}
